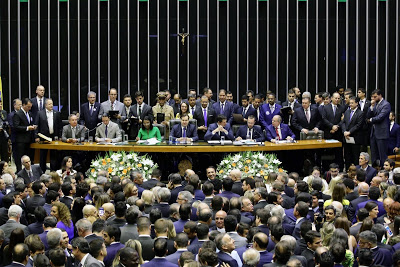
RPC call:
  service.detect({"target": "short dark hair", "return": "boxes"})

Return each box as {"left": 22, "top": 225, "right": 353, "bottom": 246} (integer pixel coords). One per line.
{"left": 126, "top": 206, "right": 139, "bottom": 224}
{"left": 224, "top": 215, "right": 238, "bottom": 232}
{"left": 330, "top": 242, "right": 346, "bottom": 263}
{"left": 32, "top": 181, "right": 43, "bottom": 195}
{"left": 343, "top": 178, "right": 355, "bottom": 190}
{"left": 89, "top": 238, "right": 105, "bottom": 258}
{"left": 296, "top": 201, "right": 310, "bottom": 218}
{"left": 304, "top": 231, "right": 321, "bottom": 246}
{"left": 135, "top": 91, "right": 144, "bottom": 98}
{"left": 179, "top": 251, "right": 195, "bottom": 267}
{"left": 199, "top": 249, "right": 218, "bottom": 266}
{"left": 196, "top": 223, "right": 210, "bottom": 240}
{"left": 46, "top": 190, "right": 59, "bottom": 205}
{"left": 243, "top": 178, "right": 255, "bottom": 189}
{"left": 300, "top": 220, "right": 313, "bottom": 238}
{"left": 356, "top": 169, "right": 366, "bottom": 182}
{"left": 222, "top": 178, "right": 234, "bottom": 191}
{"left": 115, "top": 201, "right": 127, "bottom": 218}
{"left": 358, "top": 248, "right": 374, "bottom": 266}
{"left": 202, "top": 182, "right": 214, "bottom": 196}
{"left": 49, "top": 247, "right": 66, "bottom": 266}
{"left": 71, "top": 237, "right": 91, "bottom": 253}
{"left": 34, "top": 206, "right": 47, "bottom": 222}
{"left": 211, "top": 196, "right": 223, "bottom": 211}
{"left": 319, "top": 251, "right": 334, "bottom": 267}
{"left": 270, "top": 225, "right": 284, "bottom": 242}
{"left": 92, "top": 219, "right": 106, "bottom": 233}
{"left": 268, "top": 191, "right": 280, "bottom": 204}
{"left": 104, "top": 225, "right": 121, "bottom": 241}
{"left": 368, "top": 187, "right": 380, "bottom": 200}
{"left": 22, "top": 98, "right": 32, "bottom": 106}
{"left": 43, "top": 216, "right": 58, "bottom": 228}
{"left": 179, "top": 203, "right": 192, "bottom": 221}
{"left": 256, "top": 209, "right": 270, "bottom": 225}
{"left": 216, "top": 114, "right": 227, "bottom": 123}
{"left": 61, "top": 182, "right": 73, "bottom": 196}
{"left": 274, "top": 241, "right": 292, "bottom": 264}
{"left": 371, "top": 89, "right": 383, "bottom": 96}
{"left": 296, "top": 180, "right": 309, "bottom": 193}
{"left": 198, "top": 209, "right": 212, "bottom": 223}
{"left": 175, "top": 233, "right": 189, "bottom": 248}
{"left": 357, "top": 208, "right": 369, "bottom": 221}
{"left": 154, "top": 238, "right": 168, "bottom": 257}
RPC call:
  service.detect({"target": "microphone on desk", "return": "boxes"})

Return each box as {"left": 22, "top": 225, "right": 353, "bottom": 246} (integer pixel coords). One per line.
{"left": 78, "top": 122, "right": 103, "bottom": 144}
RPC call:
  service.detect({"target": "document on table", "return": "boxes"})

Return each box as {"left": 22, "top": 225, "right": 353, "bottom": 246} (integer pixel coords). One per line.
{"left": 137, "top": 138, "right": 160, "bottom": 145}
{"left": 345, "top": 137, "right": 355, "bottom": 144}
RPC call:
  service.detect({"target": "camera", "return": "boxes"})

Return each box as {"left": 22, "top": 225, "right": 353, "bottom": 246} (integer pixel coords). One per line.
{"left": 0, "top": 121, "right": 9, "bottom": 139}
{"left": 315, "top": 199, "right": 325, "bottom": 223}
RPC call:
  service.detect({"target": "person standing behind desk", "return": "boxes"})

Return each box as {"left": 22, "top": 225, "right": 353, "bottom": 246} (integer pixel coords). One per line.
{"left": 79, "top": 91, "right": 101, "bottom": 138}
{"left": 366, "top": 89, "right": 391, "bottom": 167}
{"left": 129, "top": 91, "right": 153, "bottom": 140}
{"left": 95, "top": 114, "right": 122, "bottom": 143}
{"left": 193, "top": 96, "right": 216, "bottom": 140}
{"left": 136, "top": 116, "right": 162, "bottom": 141}
{"left": 98, "top": 88, "right": 126, "bottom": 125}
{"left": 170, "top": 114, "right": 198, "bottom": 142}
{"left": 30, "top": 85, "right": 47, "bottom": 121}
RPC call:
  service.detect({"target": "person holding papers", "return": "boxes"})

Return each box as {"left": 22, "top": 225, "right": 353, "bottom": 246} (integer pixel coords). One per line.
{"left": 265, "top": 115, "right": 295, "bottom": 142}
{"left": 95, "top": 114, "right": 122, "bottom": 143}
{"left": 136, "top": 116, "right": 162, "bottom": 141}
{"left": 204, "top": 114, "right": 235, "bottom": 141}
{"left": 235, "top": 115, "right": 264, "bottom": 142}
{"left": 170, "top": 114, "right": 198, "bottom": 142}
{"left": 339, "top": 96, "right": 365, "bottom": 169}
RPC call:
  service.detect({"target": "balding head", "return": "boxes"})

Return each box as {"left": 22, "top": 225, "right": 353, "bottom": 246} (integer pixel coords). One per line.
{"left": 83, "top": 205, "right": 98, "bottom": 218}
{"left": 229, "top": 170, "right": 242, "bottom": 182}
{"left": 370, "top": 177, "right": 382, "bottom": 188}
{"left": 253, "top": 232, "right": 269, "bottom": 251}
{"left": 358, "top": 182, "right": 369, "bottom": 195}
{"left": 383, "top": 198, "right": 394, "bottom": 213}
{"left": 102, "top": 203, "right": 115, "bottom": 220}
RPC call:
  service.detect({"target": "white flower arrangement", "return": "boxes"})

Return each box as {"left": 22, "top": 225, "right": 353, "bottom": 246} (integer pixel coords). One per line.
{"left": 86, "top": 151, "right": 158, "bottom": 181}
{"left": 216, "top": 152, "right": 285, "bottom": 181}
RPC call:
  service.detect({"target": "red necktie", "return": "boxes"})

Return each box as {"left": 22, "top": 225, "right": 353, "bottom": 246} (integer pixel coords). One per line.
{"left": 275, "top": 127, "right": 280, "bottom": 140}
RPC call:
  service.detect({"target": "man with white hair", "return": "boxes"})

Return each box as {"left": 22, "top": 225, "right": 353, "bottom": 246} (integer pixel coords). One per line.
{"left": 47, "top": 228, "right": 63, "bottom": 250}
{"left": 356, "top": 152, "right": 377, "bottom": 185}
{"left": 1, "top": 174, "right": 14, "bottom": 194}
{"left": 17, "top": 155, "right": 43, "bottom": 185}
{"left": 153, "top": 187, "right": 171, "bottom": 218}
{"left": 0, "top": 204, "right": 30, "bottom": 238}
{"left": 280, "top": 235, "right": 308, "bottom": 267}
{"left": 242, "top": 248, "right": 260, "bottom": 267}
{"left": 76, "top": 218, "right": 103, "bottom": 243}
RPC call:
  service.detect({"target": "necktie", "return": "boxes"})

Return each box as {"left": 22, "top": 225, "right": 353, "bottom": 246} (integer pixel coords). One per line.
{"left": 350, "top": 110, "right": 355, "bottom": 121}
{"left": 248, "top": 128, "right": 253, "bottom": 139}
{"left": 243, "top": 107, "right": 247, "bottom": 116}
{"left": 26, "top": 112, "right": 30, "bottom": 123}
{"left": 220, "top": 103, "right": 224, "bottom": 114}
{"left": 333, "top": 105, "right": 336, "bottom": 116}
{"left": 90, "top": 104, "right": 94, "bottom": 115}
{"left": 275, "top": 127, "right": 280, "bottom": 140}
{"left": 305, "top": 109, "right": 310, "bottom": 123}
{"left": 270, "top": 105, "right": 275, "bottom": 113}
{"left": 28, "top": 171, "right": 33, "bottom": 181}
{"left": 183, "top": 127, "right": 187, "bottom": 138}
{"left": 72, "top": 128, "right": 76, "bottom": 139}
{"left": 138, "top": 105, "right": 142, "bottom": 117}
{"left": 105, "top": 125, "right": 108, "bottom": 137}
{"left": 39, "top": 99, "right": 43, "bottom": 111}
{"left": 111, "top": 102, "right": 114, "bottom": 111}
{"left": 191, "top": 107, "right": 195, "bottom": 115}
{"left": 203, "top": 109, "right": 207, "bottom": 126}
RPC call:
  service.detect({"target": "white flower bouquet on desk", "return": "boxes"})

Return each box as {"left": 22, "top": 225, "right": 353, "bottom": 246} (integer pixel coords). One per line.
{"left": 86, "top": 151, "right": 158, "bottom": 181}
{"left": 216, "top": 152, "right": 285, "bottom": 181}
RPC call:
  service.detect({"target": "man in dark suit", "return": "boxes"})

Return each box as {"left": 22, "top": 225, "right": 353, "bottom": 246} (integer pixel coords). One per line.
{"left": 357, "top": 88, "right": 371, "bottom": 151}
{"left": 259, "top": 93, "right": 282, "bottom": 129}
{"left": 356, "top": 152, "right": 377, "bottom": 184}
{"left": 30, "top": 85, "right": 47, "bottom": 121}
{"left": 367, "top": 89, "right": 391, "bottom": 166}
{"left": 137, "top": 217, "right": 155, "bottom": 261}
{"left": 281, "top": 89, "right": 301, "bottom": 125}
{"left": 388, "top": 111, "right": 400, "bottom": 155}
{"left": 292, "top": 202, "right": 309, "bottom": 240}
{"left": 60, "top": 182, "right": 75, "bottom": 210}
{"left": 33, "top": 98, "right": 62, "bottom": 172}
{"left": 128, "top": 91, "right": 154, "bottom": 140}
{"left": 339, "top": 97, "right": 365, "bottom": 168}
{"left": 25, "top": 181, "right": 46, "bottom": 215}
{"left": 347, "top": 182, "right": 369, "bottom": 223}
{"left": 291, "top": 97, "right": 321, "bottom": 139}
{"left": 13, "top": 98, "right": 36, "bottom": 172}
{"left": 103, "top": 225, "right": 125, "bottom": 267}
{"left": 204, "top": 114, "right": 235, "bottom": 141}
{"left": 234, "top": 95, "right": 257, "bottom": 125}
{"left": 170, "top": 114, "right": 199, "bottom": 142}
{"left": 5, "top": 243, "right": 30, "bottom": 267}
{"left": 194, "top": 96, "right": 216, "bottom": 140}
{"left": 358, "top": 230, "right": 393, "bottom": 266}
{"left": 7, "top": 98, "right": 22, "bottom": 167}
{"left": 0, "top": 100, "right": 9, "bottom": 163}
{"left": 265, "top": 115, "right": 296, "bottom": 142}
{"left": 71, "top": 237, "right": 103, "bottom": 267}
{"left": 79, "top": 91, "right": 101, "bottom": 138}
{"left": 165, "top": 233, "right": 190, "bottom": 265}
{"left": 153, "top": 188, "right": 171, "bottom": 218}
{"left": 142, "top": 169, "right": 162, "bottom": 190}
{"left": 235, "top": 115, "right": 265, "bottom": 142}
{"left": 196, "top": 87, "right": 215, "bottom": 107}
{"left": 142, "top": 238, "right": 178, "bottom": 267}
{"left": 216, "top": 234, "right": 239, "bottom": 267}
{"left": 17, "top": 155, "right": 43, "bottom": 185}
{"left": 226, "top": 91, "right": 240, "bottom": 114}
{"left": 213, "top": 89, "right": 235, "bottom": 126}
{"left": 301, "top": 231, "right": 322, "bottom": 267}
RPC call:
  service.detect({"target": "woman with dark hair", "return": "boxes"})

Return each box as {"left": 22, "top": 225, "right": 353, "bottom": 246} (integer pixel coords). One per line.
{"left": 175, "top": 102, "right": 193, "bottom": 119}
{"left": 364, "top": 201, "right": 379, "bottom": 220}
{"left": 56, "top": 156, "right": 77, "bottom": 178}
{"left": 71, "top": 197, "right": 85, "bottom": 225}
{"left": 51, "top": 202, "right": 74, "bottom": 239}
{"left": 2, "top": 228, "right": 25, "bottom": 266}
{"left": 324, "top": 183, "right": 350, "bottom": 210}
{"left": 136, "top": 116, "right": 161, "bottom": 141}
{"left": 0, "top": 161, "right": 8, "bottom": 174}
{"left": 334, "top": 217, "right": 357, "bottom": 253}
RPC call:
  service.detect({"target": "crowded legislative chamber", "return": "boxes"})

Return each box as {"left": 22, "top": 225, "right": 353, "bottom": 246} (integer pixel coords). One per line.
{"left": 0, "top": 0, "right": 400, "bottom": 267}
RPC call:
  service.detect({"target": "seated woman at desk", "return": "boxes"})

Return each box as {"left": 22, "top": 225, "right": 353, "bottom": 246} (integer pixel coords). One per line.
{"left": 136, "top": 116, "right": 162, "bottom": 141}
{"left": 175, "top": 102, "right": 193, "bottom": 119}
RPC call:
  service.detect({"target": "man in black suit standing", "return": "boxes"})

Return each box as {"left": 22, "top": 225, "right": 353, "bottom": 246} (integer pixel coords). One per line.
{"left": 26, "top": 181, "right": 46, "bottom": 214}
{"left": 321, "top": 93, "right": 346, "bottom": 169}
{"left": 194, "top": 96, "right": 216, "bottom": 140}
{"left": 128, "top": 91, "right": 153, "bottom": 140}
{"left": 34, "top": 98, "right": 62, "bottom": 172}
{"left": 13, "top": 98, "right": 36, "bottom": 172}
{"left": 357, "top": 88, "right": 371, "bottom": 152}
{"left": 339, "top": 97, "right": 365, "bottom": 168}
{"left": 79, "top": 91, "right": 101, "bottom": 138}
{"left": 8, "top": 98, "right": 22, "bottom": 166}
{"left": 17, "top": 155, "right": 43, "bottom": 185}
{"left": 137, "top": 217, "right": 155, "bottom": 261}
{"left": 234, "top": 95, "right": 257, "bottom": 125}
{"left": 291, "top": 97, "right": 321, "bottom": 139}
{"left": 281, "top": 89, "right": 301, "bottom": 125}
{"left": 30, "top": 85, "right": 47, "bottom": 121}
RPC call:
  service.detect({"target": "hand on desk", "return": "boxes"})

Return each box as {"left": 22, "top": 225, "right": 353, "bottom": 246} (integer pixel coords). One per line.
{"left": 198, "top": 125, "right": 207, "bottom": 131}
{"left": 67, "top": 138, "right": 79, "bottom": 143}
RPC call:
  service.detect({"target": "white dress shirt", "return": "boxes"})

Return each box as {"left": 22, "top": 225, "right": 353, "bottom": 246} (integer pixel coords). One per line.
{"left": 46, "top": 110, "right": 54, "bottom": 134}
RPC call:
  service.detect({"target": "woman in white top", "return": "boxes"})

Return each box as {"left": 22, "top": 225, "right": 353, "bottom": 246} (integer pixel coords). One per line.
{"left": 56, "top": 156, "right": 77, "bottom": 178}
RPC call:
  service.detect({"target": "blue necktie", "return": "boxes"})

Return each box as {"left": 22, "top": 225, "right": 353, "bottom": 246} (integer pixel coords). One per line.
{"left": 26, "top": 112, "right": 30, "bottom": 123}
{"left": 183, "top": 127, "right": 187, "bottom": 138}
{"left": 105, "top": 125, "right": 108, "bottom": 137}
{"left": 203, "top": 109, "right": 207, "bottom": 126}
{"left": 220, "top": 103, "right": 224, "bottom": 114}
{"left": 350, "top": 110, "right": 354, "bottom": 121}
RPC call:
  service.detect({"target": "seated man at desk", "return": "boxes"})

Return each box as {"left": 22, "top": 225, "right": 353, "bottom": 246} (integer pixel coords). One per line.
{"left": 170, "top": 114, "right": 198, "bottom": 142}
{"left": 204, "top": 114, "right": 235, "bottom": 141}
{"left": 235, "top": 115, "right": 265, "bottom": 142}
{"left": 265, "top": 115, "right": 295, "bottom": 142}
{"left": 62, "top": 114, "right": 87, "bottom": 143}
{"left": 95, "top": 114, "right": 122, "bottom": 143}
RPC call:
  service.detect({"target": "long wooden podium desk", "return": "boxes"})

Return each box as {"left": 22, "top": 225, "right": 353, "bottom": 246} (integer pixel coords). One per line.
{"left": 31, "top": 140, "right": 341, "bottom": 153}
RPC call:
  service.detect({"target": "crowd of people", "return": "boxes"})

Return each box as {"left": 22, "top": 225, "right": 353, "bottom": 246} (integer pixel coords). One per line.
{"left": 0, "top": 85, "right": 398, "bottom": 267}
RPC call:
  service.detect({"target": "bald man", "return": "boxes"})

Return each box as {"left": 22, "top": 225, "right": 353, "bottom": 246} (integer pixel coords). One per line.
{"left": 377, "top": 198, "right": 394, "bottom": 225}
{"left": 30, "top": 85, "right": 47, "bottom": 120}
{"left": 348, "top": 182, "right": 369, "bottom": 223}
{"left": 230, "top": 169, "right": 244, "bottom": 196}
{"left": 101, "top": 203, "right": 115, "bottom": 223}
{"left": 370, "top": 177, "right": 383, "bottom": 188}
{"left": 212, "top": 210, "right": 227, "bottom": 233}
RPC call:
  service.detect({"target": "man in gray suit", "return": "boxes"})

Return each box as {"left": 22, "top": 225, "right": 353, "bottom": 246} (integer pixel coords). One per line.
{"left": 95, "top": 114, "right": 122, "bottom": 143}
{"left": 0, "top": 205, "right": 30, "bottom": 239}
{"left": 62, "top": 114, "right": 87, "bottom": 143}
{"left": 98, "top": 88, "right": 126, "bottom": 125}
{"left": 71, "top": 237, "right": 103, "bottom": 267}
